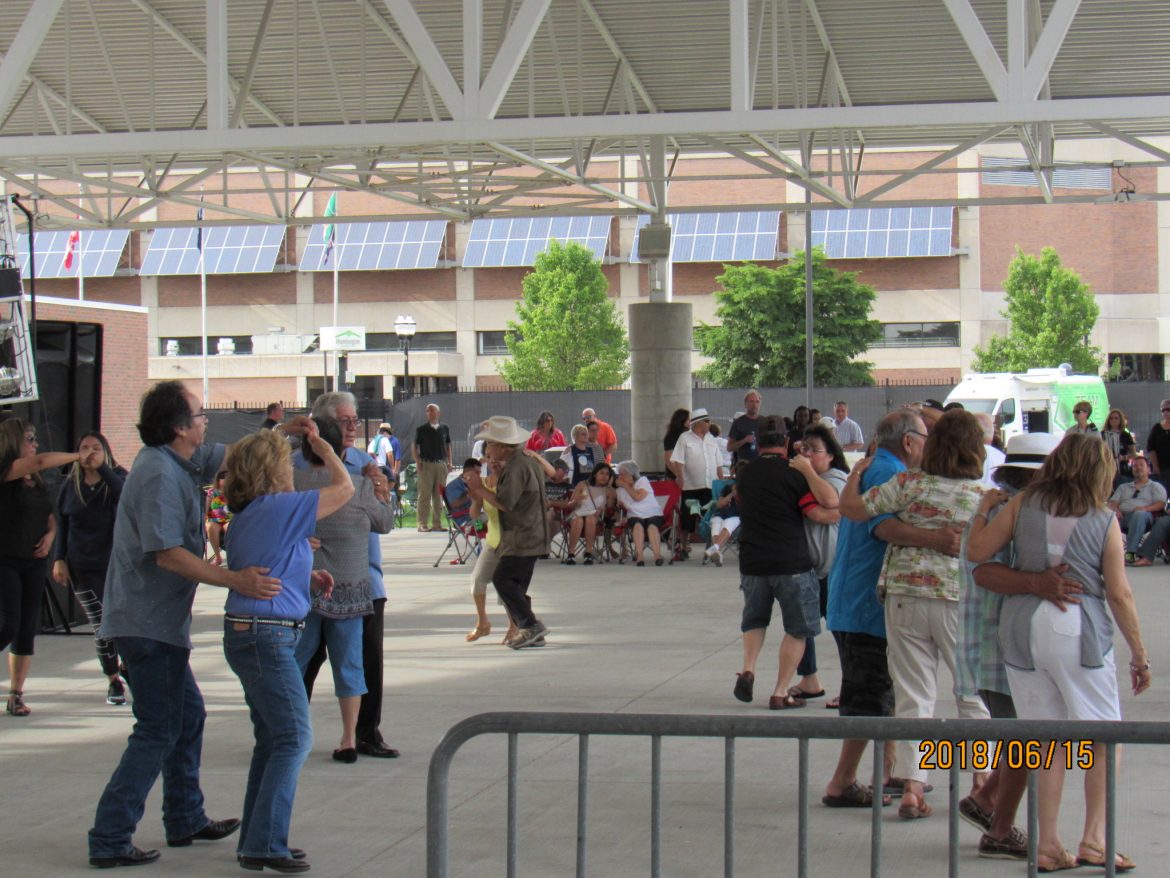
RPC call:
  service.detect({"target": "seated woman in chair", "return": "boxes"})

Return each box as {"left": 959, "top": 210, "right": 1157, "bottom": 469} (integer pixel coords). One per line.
{"left": 563, "top": 463, "right": 615, "bottom": 566}
{"left": 615, "top": 460, "right": 665, "bottom": 566}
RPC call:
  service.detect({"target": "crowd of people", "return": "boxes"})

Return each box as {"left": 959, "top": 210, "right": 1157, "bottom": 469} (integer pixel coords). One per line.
{"left": 0, "top": 386, "right": 1158, "bottom": 872}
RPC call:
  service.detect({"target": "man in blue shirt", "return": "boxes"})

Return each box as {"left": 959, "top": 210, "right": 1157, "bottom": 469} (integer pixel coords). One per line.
{"left": 820, "top": 409, "right": 962, "bottom": 809}
{"left": 444, "top": 459, "right": 480, "bottom": 525}
{"left": 89, "top": 382, "right": 287, "bottom": 868}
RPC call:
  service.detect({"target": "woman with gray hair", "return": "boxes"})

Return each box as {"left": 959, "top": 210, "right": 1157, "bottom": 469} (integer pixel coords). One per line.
{"left": 614, "top": 460, "right": 665, "bottom": 566}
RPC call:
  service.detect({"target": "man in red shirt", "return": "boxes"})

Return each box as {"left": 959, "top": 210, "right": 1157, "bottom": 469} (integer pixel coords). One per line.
{"left": 581, "top": 407, "right": 617, "bottom": 462}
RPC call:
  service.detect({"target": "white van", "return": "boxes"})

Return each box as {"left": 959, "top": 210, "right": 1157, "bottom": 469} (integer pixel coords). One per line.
{"left": 943, "top": 367, "right": 1109, "bottom": 441}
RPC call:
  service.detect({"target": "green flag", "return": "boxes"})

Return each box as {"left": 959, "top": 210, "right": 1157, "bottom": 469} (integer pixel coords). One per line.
{"left": 323, "top": 192, "right": 338, "bottom": 264}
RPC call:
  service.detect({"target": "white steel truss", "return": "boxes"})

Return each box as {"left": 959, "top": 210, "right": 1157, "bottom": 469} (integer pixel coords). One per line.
{"left": 0, "top": 0, "right": 1167, "bottom": 228}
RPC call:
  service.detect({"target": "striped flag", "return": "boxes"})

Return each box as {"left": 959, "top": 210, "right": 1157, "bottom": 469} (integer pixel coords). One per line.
{"left": 196, "top": 200, "right": 205, "bottom": 253}
{"left": 63, "top": 228, "right": 80, "bottom": 270}
{"left": 323, "top": 192, "right": 338, "bottom": 265}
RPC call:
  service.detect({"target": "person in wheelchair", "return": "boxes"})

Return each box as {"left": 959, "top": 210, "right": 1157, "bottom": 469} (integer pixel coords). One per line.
{"left": 704, "top": 481, "right": 740, "bottom": 567}
{"left": 563, "top": 463, "right": 616, "bottom": 565}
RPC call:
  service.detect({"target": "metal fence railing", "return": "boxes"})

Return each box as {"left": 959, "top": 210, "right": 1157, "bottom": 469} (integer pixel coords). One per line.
{"left": 427, "top": 712, "right": 1170, "bottom": 878}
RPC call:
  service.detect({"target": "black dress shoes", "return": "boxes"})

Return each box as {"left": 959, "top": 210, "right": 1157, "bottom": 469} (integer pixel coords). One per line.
{"left": 167, "top": 817, "right": 241, "bottom": 847}
{"left": 331, "top": 747, "right": 358, "bottom": 763}
{"left": 89, "top": 846, "right": 161, "bottom": 868}
{"left": 355, "top": 740, "right": 400, "bottom": 758}
{"left": 238, "top": 849, "right": 307, "bottom": 863}
{"left": 239, "top": 855, "right": 311, "bottom": 873}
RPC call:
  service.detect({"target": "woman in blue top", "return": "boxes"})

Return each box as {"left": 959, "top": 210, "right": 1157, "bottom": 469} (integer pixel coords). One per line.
{"left": 221, "top": 427, "right": 354, "bottom": 874}
{"left": 51, "top": 432, "right": 128, "bottom": 705}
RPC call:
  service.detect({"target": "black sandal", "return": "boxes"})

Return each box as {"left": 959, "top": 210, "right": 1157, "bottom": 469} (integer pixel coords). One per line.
{"left": 6, "top": 690, "right": 30, "bottom": 716}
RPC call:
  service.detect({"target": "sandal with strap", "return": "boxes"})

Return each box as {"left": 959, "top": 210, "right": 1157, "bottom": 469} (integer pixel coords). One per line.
{"left": 1076, "top": 842, "right": 1136, "bottom": 872}
{"left": 465, "top": 623, "right": 491, "bottom": 642}
{"left": 6, "top": 690, "right": 30, "bottom": 717}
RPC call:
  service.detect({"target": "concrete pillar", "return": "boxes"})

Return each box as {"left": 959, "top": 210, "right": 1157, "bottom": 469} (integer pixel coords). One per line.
{"left": 629, "top": 301, "right": 692, "bottom": 474}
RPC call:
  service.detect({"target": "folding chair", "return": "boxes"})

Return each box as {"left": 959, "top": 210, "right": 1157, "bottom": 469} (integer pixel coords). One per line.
{"left": 432, "top": 484, "right": 484, "bottom": 567}
{"left": 701, "top": 478, "right": 740, "bottom": 566}
{"left": 396, "top": 463, "right": 418, "bottom": 528}
{"left": 650, "top": 479, "right": 683, "bottom": 564}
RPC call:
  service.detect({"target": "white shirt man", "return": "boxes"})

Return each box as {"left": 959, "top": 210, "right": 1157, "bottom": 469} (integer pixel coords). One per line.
{"left": 670, "top": 409, "right": 724, "bottom": 492}
{"left": 834, "top": 401, "right": 865, "bottom": 451}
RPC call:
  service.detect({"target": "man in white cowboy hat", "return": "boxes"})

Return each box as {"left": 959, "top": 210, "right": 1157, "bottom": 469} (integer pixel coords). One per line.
{"left": 958, "top": 431, "right": 1080, "bottom": 860}
{"left": 669, "top": 407, "right": 724, "bottom": 554}
{"left": 472, "top": 416, "right": 550, "bottom": 649}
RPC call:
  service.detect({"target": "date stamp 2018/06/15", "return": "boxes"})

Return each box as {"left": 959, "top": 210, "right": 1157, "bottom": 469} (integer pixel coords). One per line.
{"left": 919, "top": 740, "right": 1095, "bottom": 771}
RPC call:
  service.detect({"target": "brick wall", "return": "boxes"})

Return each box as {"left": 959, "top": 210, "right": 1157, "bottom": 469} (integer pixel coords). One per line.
{"left": 312, "top": 267, "right": 455, "bottom": 303}
{"left": 32, "top": 299, "right": 149, "bottom": 464}
{"left": 979, "top": 170, "right": 1159, "bottom": 293}
{"left": 159, "top": 272, "right": 298, "bottom": 307}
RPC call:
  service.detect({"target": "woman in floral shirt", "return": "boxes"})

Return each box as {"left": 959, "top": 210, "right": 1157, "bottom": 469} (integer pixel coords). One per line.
{"left": 840, "top": 410, "right": 992, "bottom": 820}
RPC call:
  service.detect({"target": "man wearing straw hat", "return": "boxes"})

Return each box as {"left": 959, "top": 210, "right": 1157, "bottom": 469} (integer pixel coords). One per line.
{"left": 473, "top": 416, "right": 551, "bottom": 649}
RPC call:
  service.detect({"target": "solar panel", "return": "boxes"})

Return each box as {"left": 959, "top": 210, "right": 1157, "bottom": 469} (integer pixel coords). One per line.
{"left": 299, "top": 220, "right": 447, "bottom": 271}
{"left": 981, "top": 157, "right": 1112, "bottom": 190}
{"left": 462, "top": 216, "right": 612, "bottom": 267}
{"left": 630, "top": 211, "right": 780, "bottom": 263}
{"left": 140, "top": 225, "right": 285, "bottom": 275}
{"left": 810, "top": 207, "right": 953, "bottom": 259}
{"left": 16, "top": 230, "right": 130, "bottom": 278}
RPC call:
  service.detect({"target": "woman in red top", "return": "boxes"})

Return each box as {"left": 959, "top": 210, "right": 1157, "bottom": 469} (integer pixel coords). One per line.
{"left": 525, "top": 411, "right": 566, "bottom": 452}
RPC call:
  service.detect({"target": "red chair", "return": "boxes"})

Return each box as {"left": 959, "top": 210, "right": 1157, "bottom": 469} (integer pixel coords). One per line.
{"left": 433, "top": 483, "right": 485, "bottom": 568}
{"left": 650, "top": 478, "right": 684, "bottom": 564}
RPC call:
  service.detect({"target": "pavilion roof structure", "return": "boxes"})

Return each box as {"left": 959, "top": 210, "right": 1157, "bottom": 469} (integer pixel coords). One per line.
{"left": 0, "top": 0, "right": 1168, "bottom": 229}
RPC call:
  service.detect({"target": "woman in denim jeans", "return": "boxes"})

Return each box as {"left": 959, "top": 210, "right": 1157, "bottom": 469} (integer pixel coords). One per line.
{"left": 221, "top": 427, "right": 354, "bottom": 873}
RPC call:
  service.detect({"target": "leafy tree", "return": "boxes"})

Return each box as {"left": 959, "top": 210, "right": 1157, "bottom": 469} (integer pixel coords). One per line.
{"left": 695, "top": 249, "right": 881, "bottom": 387}
{"left": 973, "top": 247, "right": 1101, "bottom": 374}
{"left": 498, "top": 240, "right": 631, "bottom": 390}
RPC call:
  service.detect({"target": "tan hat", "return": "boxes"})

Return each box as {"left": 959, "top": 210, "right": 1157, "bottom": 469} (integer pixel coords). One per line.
{"left": 473, "top": 415, "right": 530, "bottom": 446}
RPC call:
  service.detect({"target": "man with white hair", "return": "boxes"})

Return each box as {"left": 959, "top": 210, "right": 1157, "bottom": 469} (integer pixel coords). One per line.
{"left": 670, "top": 408, "right": 724, "bottom": 553}
{"left": 301, "top": 391, "right": 399, "bottom": 759}
{"left": 833, "top": 401, "right": 865, "bottom": 452}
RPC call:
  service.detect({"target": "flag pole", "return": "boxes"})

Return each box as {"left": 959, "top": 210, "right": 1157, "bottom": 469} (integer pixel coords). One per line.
{"left": 77, "top": 229, "right": 85, "bottom": 301}
{"left": 332, "top": 255, "right": 339, "bottom": 392}
{"left": 199, "top": 199, "right": 208, "bottom": 406}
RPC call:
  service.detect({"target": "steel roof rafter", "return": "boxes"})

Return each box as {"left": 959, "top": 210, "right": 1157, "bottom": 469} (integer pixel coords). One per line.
{"left": 0, "top": 0, "right": 66, "bottom": 126}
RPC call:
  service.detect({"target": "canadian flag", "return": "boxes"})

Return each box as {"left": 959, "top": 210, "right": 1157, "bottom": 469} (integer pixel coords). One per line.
{"left": 63, "top": 228, "right": 80, "bottom": 270}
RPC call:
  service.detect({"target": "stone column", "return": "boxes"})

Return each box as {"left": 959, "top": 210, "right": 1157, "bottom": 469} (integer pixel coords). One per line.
{"left": 629, "top": 301, "right": 692, "bottom": 474}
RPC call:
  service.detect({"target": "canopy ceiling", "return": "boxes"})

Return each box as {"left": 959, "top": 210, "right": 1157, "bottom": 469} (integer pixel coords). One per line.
{"left": 1, "top": 0, "right": 1169, "bottom": 228}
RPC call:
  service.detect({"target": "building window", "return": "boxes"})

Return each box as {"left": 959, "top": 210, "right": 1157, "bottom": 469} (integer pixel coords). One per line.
{"left": 871, "top": 322, "right": 960, "bottom": 348}
{"left": 1107, "top": 353, "right": 1164, "bottom": 382}
{"left": 477, "top": 330, "right": 513, "bottom": 355}
{"left": 365, "top": 331, "right": 457, "bottom": 352}
{"left": 160, "top": 335, "right": 254, "bottom": 356}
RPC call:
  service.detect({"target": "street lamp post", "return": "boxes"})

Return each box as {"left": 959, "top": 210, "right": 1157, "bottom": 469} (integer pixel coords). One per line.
{"left": 395, "top": 314, "right": 416, "bottom": 400}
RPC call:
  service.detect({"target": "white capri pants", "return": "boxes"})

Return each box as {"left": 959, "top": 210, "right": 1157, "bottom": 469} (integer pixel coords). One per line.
{"left": 1005, "top": 601, "right": 1121, "bottom": 722}
{"left": 711, "top": 515, "right": 740, "bottom": 537}
{"left": 470, "top": 543, "right": 501, "bottom": 597}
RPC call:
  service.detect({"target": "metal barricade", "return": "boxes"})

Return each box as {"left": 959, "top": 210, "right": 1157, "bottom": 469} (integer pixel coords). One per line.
{"left": 427, "top": 712, "right": 1170, "bottom": 878}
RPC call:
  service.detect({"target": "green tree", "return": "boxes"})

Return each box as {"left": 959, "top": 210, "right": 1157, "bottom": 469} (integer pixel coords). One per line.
{"left": 497, "top": 240, "right": 631, "bottom": 390}
{"left": 695, "top": 249, "right": 881, "bottom": 387}
{"left": 972, "top": 247, "right": 1101, "bottom": 374}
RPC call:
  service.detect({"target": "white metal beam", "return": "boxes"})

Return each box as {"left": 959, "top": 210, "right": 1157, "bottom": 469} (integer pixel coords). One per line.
{"left": 855, "top": 126, "right": 1011, "bottom": 202}
{"left": 941, "top": 0, "right": 1008, "bottom": 101}
{"left": 0, "top": 0, "right": 67, "bottom": 124}
{"left": 579, "top": 0, "right": 658, "bottom": 112}
{"left": 479, "top": 0, "right": 552, "bottom": 118}
{"left": 231, "top": 0, "right": 277, "bottom": 128}
{"left": 463, "top": 0, "right": 482, "bottom": 117}
{"left": 381, "top": 0, "right": 464, "bottom": 118}
{"left": 486, "top": 142, "right": 657, "bottom": 212}
{"left": 127, "top": 0, "right": 285, "bottom": 126}
{"left": 1022, "top": 0, "right": 1081, "bottom": 101}
{"left": 3, "top": 94, "right": 1170, "bottom": 159}
{"left": 206, "top": 0, "right": 229, "bottom": 129}
{"left": 729, "top": 0, "right": 751, "bottom": 112}
{"left": 1088, "top": 122, "right": 1170, "bottom": 164}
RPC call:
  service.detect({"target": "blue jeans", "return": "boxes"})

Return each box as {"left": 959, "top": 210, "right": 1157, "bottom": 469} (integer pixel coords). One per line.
{"left": 89, "top": 637, "right": 209, "bottom": 857}
{"left": 1123, "top": 510, "right": 1154, "bottom": 552}
{"left": 224, "top": 621, "right": 313, "bottom": 858}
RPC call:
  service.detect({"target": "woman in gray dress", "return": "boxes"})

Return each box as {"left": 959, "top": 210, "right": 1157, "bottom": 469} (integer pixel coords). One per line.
{"left": 293, "top": 417, "right": 393, "bottom": 763}
{"left": 969, "top": 433, "right": 1150, "bottom": 872}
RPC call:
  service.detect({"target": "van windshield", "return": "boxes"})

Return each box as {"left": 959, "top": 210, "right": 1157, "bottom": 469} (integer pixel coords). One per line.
{"left": 953, "top": 398, "right": 998, "bottom": 415}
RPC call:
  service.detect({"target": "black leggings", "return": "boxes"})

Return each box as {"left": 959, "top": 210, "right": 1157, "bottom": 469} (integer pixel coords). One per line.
{"left": 68, "top": 565, "right": 120, "bottom": 677}
{"left": 0, "top": 556, "right": 47, "bottom": 656}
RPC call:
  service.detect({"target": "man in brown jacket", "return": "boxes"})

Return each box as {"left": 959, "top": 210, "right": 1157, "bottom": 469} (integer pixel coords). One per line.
{"left": 475, "top": 416, "right": 550, "bottom": 649}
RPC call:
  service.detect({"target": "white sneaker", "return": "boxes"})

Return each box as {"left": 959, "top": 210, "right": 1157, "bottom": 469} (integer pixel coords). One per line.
{"left": 705, "top": 545, "right": 722, "bottom": 566}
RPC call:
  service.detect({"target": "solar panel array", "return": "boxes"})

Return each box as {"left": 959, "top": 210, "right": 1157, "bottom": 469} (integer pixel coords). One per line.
{"left": 17, "top": 230, "right": 130, "bottom": 278}
{"left": 300, "top": 220, "right": 447, "bottom": 271}
{"left": 462, "top": 216, "right": 611, "bottom": 267}
{"left": 981, "top": 157, "right": 1113, "bottom": 190}
{"left": 810, "top": 207, "right": 954, "bottom": 259}
{"left": 140, "top": 225, "right": 286, "bottom": 275}
{"left": 630, "top": 211, "right": 780, "bottom": 263}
